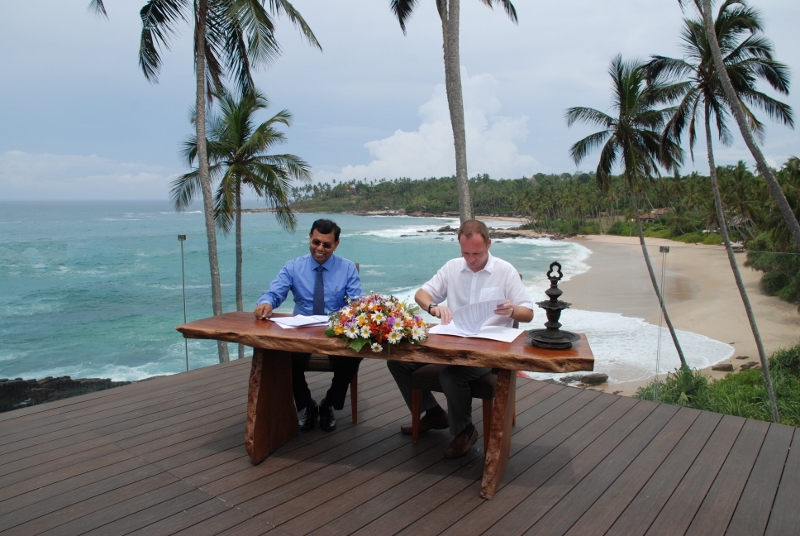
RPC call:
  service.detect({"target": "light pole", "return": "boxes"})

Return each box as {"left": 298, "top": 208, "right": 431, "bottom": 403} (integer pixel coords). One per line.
{"left": 179, "top": 235, "right": 189, "bottom": 372}
{"left": 654, "top": 245, "right": 670, "bottom": 400}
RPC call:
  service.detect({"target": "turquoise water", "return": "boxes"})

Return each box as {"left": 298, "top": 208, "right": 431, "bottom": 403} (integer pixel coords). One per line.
{"left": 0, "top": 201, "right": 731, "bottom": 383}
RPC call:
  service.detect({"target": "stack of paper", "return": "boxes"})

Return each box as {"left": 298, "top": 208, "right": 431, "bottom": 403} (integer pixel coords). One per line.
{"left": 270, "top": 315, "right": 329, "bottom": 329}
{"left": 429, "top": 300, "right": 524, "bottom": 343}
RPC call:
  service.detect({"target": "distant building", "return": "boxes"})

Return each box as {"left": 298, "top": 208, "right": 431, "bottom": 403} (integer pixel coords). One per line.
{"left": 640, "top": 208, "right": 671, "bottom": 222}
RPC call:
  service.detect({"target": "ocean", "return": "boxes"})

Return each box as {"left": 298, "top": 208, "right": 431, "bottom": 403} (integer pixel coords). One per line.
{"left": 0, "top": 201, "right": 732, "bottom": 384}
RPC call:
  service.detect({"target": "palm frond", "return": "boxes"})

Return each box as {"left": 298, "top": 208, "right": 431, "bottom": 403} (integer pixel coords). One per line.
{"left": 390, "top": 0, "right": 419, "bottom": 34}
{"left": 87, "top": 0, "right": 108, "bottom": 18}
{"left": 265, "top": 0, "right": 321, "bottom": 50}
{"left": 138, "top": 0, "right": 191, "bottom": 82}
{"left": 569, "top": 131, "right": 612, "bottom": 166}
{"left": 476, "top": 0, "right": 518, "bottom": 23}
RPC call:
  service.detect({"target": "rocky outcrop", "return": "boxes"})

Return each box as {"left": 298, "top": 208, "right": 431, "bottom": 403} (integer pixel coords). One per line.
{"left": 0, "top": 376, "right": 131, "bottom": 413}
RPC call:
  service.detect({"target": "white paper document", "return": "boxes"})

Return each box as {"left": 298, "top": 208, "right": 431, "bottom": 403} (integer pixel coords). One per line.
{"left": 429, "top": 323, "right": 524, "bottom": 343}
{"left": 270, "top": 315, "right": 329, "bottom": 329}
{"left": 450, "top": 299, "right": 505, "bottom": 335}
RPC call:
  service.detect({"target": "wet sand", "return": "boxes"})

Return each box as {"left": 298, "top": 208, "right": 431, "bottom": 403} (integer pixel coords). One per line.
{"left": 561, "top": 235, "right": 800, "bottom": 396}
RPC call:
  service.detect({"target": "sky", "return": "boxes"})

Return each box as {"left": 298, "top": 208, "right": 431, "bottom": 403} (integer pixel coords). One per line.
{"left": 1, "top": 0, "right": 798, "bottom": 201}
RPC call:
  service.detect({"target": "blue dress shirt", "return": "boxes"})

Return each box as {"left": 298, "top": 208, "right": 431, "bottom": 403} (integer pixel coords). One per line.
{"left": 257, "top": 254, "right": 362, "bottom": 315}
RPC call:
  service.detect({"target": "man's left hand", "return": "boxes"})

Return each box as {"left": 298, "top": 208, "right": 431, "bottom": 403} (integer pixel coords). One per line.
{"left": 494, "top": 300, "right": 514, "bottom": 318}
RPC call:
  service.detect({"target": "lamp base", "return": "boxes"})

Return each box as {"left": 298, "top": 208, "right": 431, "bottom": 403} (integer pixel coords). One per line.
{"left": 525, "top": 329, "right": 580, "bottom": 350}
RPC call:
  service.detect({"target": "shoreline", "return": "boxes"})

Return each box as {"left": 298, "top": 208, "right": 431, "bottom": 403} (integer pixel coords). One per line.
{"left": 560, "top": 235, "right": 800, "bottom": 396}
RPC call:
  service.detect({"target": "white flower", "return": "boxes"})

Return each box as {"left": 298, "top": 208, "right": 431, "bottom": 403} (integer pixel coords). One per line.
{"left": 387, "top": 330, "right": 403, "bottom": 344}
{"left": 411, "top": 326, "right": 426, "bottom": 341}
{"left": 344, "top": 325, "right": 360, "bottom": 339}
{"left": 372, "top": 312, "right": 386, "bottom": 324}
{"left": 360, "top": 326, "right": 371, "bottom": 338}
{"left": 370, "top": 342, "right": 383, "bottom": 352}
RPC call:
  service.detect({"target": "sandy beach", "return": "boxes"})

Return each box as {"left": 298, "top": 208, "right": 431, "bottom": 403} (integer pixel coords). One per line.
{"left": 560, "top": 235, "right": 800, "bottom": 396}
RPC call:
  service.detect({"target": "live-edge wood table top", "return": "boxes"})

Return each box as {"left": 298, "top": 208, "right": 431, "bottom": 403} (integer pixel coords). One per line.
{"left": 177, "top": 311, "right": 594, "bottom": 373}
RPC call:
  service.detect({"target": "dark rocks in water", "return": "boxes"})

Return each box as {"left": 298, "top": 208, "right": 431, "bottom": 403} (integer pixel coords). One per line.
{"left": 436, "top": 225, "right": 455, "bottom": 233}
{"left": 0, "top": 376, "right": 131, "bottom": 413}
{"left": 558, "top": 374, "right": 585, "bottom": 384}
{"left": 712, "top": 363, "right": 734, "bottom": 372}
{"left": 580, "top": 373, "right": 609, "bottom": 385}
{"left": 488, "top": 231, "right": 523, "bottom": 239}
{"left": 560, "top": 372, "right": 608, "bottom": 386}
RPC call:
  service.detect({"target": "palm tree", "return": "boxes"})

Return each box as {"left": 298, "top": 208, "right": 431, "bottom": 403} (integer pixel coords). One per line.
{"left": 172, "top": 89, "right": 312, "bottom": 359}
{"left": 677, "top": 0, "right": 800, "bottom": 254}
{"left": 90, "top": 0, "right": 319, "bottom": 362}
{"left": 389, "top": 0, "right": 517, "bottom": 223}
{"left": 649, "top": 0, "right": 788, "bottom": 422}
{"left": 567, "top": 55, "right": 689, "bottom": 369}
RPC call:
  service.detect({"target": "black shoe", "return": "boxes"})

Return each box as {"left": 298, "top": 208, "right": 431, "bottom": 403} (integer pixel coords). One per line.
{"left": 299, "top": 403, "right": 318, "bottom": 431}
{"left": 400, "top": 412, "right": 449, "bottom": 435}
{"left": 319, "top": 403, "right": 336, "bottom": 432}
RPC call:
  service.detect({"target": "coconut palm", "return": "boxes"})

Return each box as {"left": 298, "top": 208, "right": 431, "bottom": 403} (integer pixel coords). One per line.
{"left": 676, "top": 0, "right": 800, "bottom": 254}
{"left": 90, "top": 0, "right": 319, "bottom": 362}
{"left": 567, "top": 55, "right": 688, "bottom": 368}
{"left": 389, "top": 0, "right": 517, "bottom": 223}
{"left": 172, "top": 89, "right": 311, "bottom": 359}
{"left": 649, "top": 0, "right": 788, "bottom": 422}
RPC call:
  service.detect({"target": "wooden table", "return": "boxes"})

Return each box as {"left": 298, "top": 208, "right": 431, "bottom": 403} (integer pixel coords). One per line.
{"left": 177, "top": 312, "right": 594, "bottom": 499}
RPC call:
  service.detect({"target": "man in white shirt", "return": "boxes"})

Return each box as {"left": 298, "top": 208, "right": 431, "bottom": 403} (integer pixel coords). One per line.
{"left": 388, "top": 220, "right": 534, "bottom": 458}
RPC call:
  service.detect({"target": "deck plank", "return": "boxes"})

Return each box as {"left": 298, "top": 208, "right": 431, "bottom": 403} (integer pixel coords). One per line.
{"left": 727, "top": 423, "right": 794, "bottom": 536}
{"left": 563, "top": 406, "right": 702, "bottom": 536}
{"left": 0, "top": 356, "right": 796, "bottom": 536}
{"left": 644, "top": 414, "right": 747, "bottom": 536}
{"left": 765, "top": 428, "right": 800, "bottom": 536}
{"left": 524, "top": 402, "right": 681, "bottom": 535}
{"left": 685, "top": 418, "right": 770, "bottom": 536}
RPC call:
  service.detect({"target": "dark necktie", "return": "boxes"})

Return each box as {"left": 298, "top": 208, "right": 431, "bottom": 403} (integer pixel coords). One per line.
{"left": 313, "top": 265, "right": 325, "bottom": 315}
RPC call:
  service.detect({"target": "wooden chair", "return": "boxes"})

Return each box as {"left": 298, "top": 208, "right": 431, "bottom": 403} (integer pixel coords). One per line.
{"left": 303, "top": 262, "right": 359, "bottom": 424}
{"left": 411, "top": 283, "right": 522, "bottom": 451}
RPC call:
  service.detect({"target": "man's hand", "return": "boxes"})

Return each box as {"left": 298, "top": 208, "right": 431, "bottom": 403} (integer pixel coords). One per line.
{"left": 494, "top": 300, "right": 515, "bottom": 319}
{"left": 430, "top": 305, "right": 453, "bottom": 325}
{"left": 254, "top": 303, "right": 274, "bottom": 320}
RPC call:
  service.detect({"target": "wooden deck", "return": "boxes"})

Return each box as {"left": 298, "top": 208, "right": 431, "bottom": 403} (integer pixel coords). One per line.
{"left": 0, "top": 357, "right": 798, "bottom": 536}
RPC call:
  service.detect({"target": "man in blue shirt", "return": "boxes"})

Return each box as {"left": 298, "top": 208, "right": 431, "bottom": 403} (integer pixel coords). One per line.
{"left": 254, "top": 219, "right": 362, "bottom": 432}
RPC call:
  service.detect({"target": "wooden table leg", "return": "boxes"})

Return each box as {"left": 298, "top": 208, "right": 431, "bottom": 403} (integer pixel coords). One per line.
{"left": 481, "top": 368, "right": 516, "bottom": 500}
{"left": 244, "top": 348, "right": 299, "bottom": 464}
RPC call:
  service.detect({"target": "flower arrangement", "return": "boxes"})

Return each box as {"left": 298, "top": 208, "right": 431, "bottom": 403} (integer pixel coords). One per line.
{"left": 325, "top": 293, "right": 428, "bottom": 352}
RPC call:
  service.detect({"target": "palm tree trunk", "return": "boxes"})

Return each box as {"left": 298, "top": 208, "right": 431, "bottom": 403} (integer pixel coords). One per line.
{"left": 630, "top": 185, "right": 688, "bottom": 368}
{"left": 704, "top": 107, "right": 780, "bottom": 422}
{"left": 700, "top": 0, "right": 800, "bottom": 254}
{"left": 235, "top": 181, "right": 244, "bottom": 360}
{"left": 438, "top": 0, "right": 473, "bottom": 223}
{"left": 195, "top": 0, "right": 229, "bottom": 363}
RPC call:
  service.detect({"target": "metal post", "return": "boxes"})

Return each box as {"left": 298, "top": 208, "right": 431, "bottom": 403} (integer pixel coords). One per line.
{"left": 179, "top": 235, "right": 189, "bottom": 372}
{"left": 654, "top": 245, "right": 670, "bottom": 401}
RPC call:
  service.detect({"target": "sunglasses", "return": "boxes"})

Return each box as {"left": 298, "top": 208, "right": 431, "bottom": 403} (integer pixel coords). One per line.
{"left": 310, "top": 238, "right": 335, "bottom": 250}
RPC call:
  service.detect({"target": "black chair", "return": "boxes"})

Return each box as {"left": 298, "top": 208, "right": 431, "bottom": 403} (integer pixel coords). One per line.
{"left": 303, "top": 262, "right": 359, "bottom": 424}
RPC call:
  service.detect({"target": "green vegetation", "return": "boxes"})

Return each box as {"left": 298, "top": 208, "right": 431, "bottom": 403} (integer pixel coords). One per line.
{"left": 634, "top": 344, "right": 800, "bottom": 427}
{"left": 172, "top": 89, "right": 311, "bottom": 358}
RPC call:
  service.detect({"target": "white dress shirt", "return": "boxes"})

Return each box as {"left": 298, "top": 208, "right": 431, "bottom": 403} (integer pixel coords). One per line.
{"left": 422, "top": 253, "right": 534, "bottom": 327}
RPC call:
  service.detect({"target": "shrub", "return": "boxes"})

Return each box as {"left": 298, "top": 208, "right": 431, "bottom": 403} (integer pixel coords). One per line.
{"left": 635, "top": 344, "right": 800, "bottom": 427}
{"left": 673, "top": 232, "right": 705, "bottom": 244}
{"left": 702, "top": 233, "right": 723, "bottom": 245}
{"left": 761, "top": 271, "right": 790, "bottom": 296}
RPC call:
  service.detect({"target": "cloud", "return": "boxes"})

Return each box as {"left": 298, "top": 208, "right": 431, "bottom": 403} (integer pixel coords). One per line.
{"left": 0, "top": 151, "right": 179, "bottom": 200}
{"left": 316, "top": 69, "right": 539, "bottom": 182}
